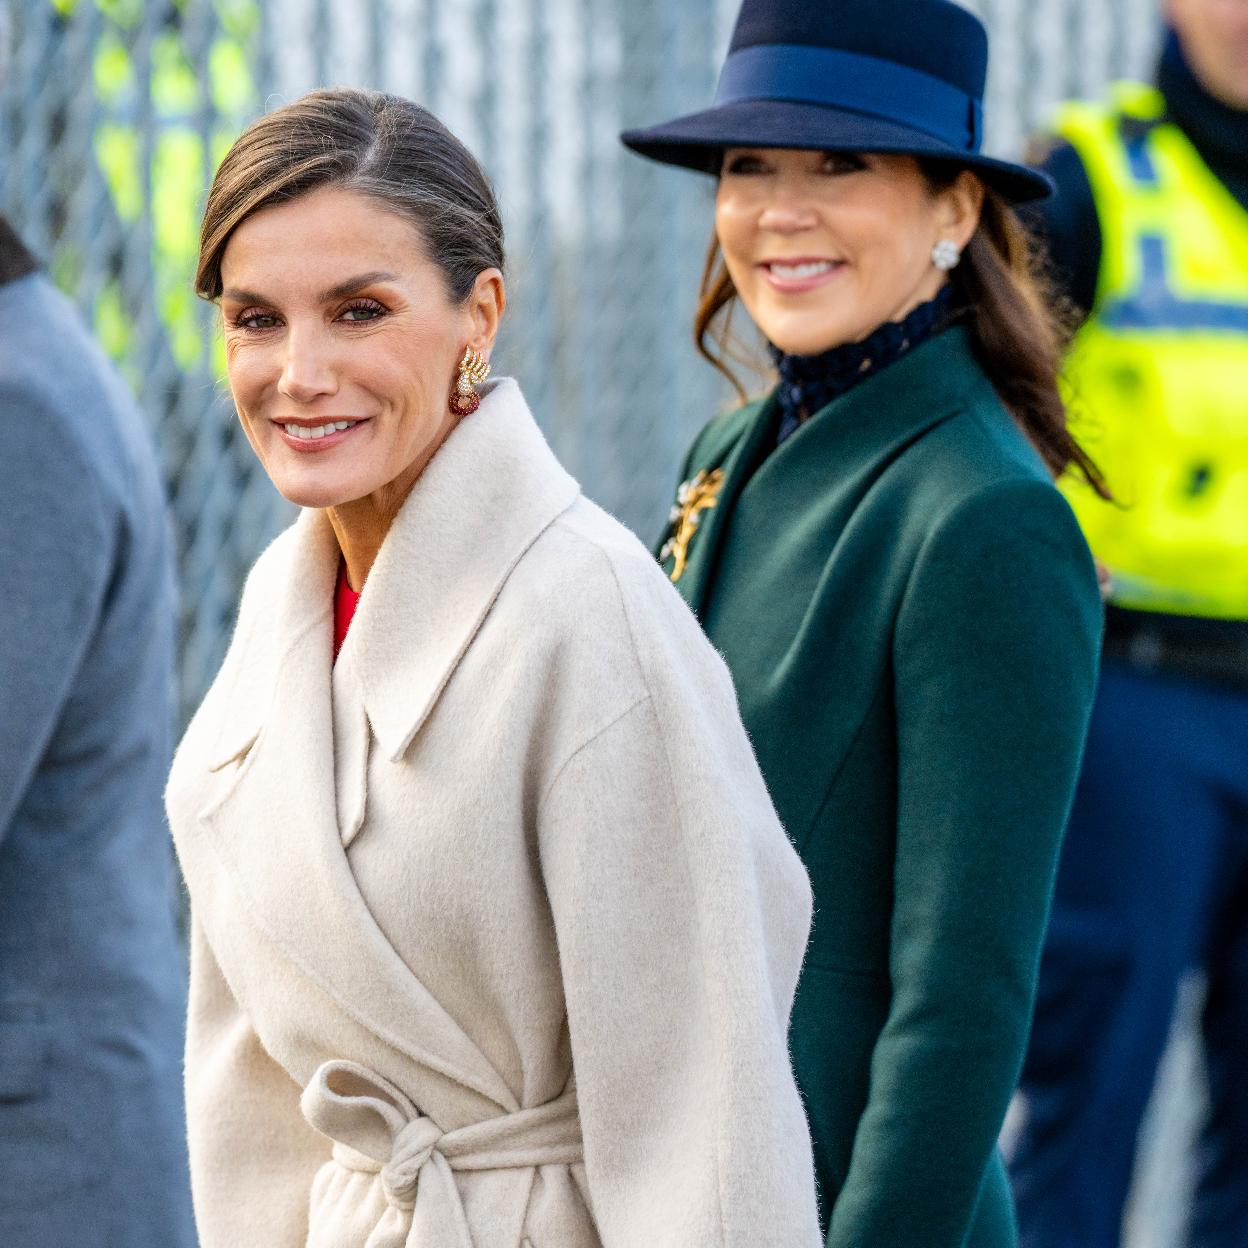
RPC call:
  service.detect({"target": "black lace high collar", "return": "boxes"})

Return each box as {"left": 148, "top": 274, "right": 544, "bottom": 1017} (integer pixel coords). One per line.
{"left": 769, "top": 285, "right": 955, "bottom": 444}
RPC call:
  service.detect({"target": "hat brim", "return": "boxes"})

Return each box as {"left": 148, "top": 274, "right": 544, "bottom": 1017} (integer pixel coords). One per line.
{"left": 621, "top": 98, "right": 1053, "bottom": 204}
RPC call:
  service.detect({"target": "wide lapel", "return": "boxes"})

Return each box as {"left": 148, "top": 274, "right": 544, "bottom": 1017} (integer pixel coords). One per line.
{"left": 689, "top": 326, "right": 990, "bottom": 618}
{"left": 196, "top": 382, "right": 578, "bottom": 1112}
{"left": 345, "top": 378, "right": 581, "bottom": 762}
{"left": 752, "top": 325, "right": 983, "bottom": 486}
{"left": 679, "top": 391, "right": 781, "bottom": 618}
{"left": 688, "top": 326, "right": 995, "bottom": 842}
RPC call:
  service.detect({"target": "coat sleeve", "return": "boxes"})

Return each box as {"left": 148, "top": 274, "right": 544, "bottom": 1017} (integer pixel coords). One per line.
{"left": 185, "top": 917, "right": 330, "bottom": 1248}
{"left": 824, "top": 479, "right": 1101, "bottom": 1248}
{"left": 537, "top": 644, "right": 823, "bottom": 1248}
{"left": 0, "top": 384, "right": 112, "bottom": 843}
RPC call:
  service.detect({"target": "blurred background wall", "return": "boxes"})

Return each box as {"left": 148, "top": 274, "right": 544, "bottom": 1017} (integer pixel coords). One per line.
{"left": 0, "top": 1, "right": 1198, "bottom": 1243}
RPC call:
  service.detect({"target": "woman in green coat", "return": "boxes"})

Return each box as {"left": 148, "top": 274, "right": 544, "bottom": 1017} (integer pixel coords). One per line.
{"left": 622, "top": 1, "right": 1105, "bottom": 1245}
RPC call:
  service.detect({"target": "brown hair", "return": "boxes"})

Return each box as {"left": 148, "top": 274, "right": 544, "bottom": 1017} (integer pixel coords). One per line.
{"left": 693, "top": 163, "right": 1109, "bottom": 497}
{"left": 196, "top": 88, "right": 504, "bottom": 304}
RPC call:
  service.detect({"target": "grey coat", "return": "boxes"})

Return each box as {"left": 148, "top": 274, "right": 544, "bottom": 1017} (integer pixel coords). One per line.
{"left": 0, "top": 222, "right": 195, "bottom": 1246}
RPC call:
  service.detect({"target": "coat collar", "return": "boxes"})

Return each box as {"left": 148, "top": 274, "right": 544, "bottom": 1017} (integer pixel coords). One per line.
{"left": 209, "top": 378, "right": 581, "bottom": 770}
{"left": 193, "top": 380, "right": 579, "bottom": 1110}
{"left": 346, "top": 378, "right": 580, "bottom": 761}
{"left": 677, "top": 325, "right": 990, "bottom": 615}
{"left": 678, "top": 392, "right": 781, "bottom": 619}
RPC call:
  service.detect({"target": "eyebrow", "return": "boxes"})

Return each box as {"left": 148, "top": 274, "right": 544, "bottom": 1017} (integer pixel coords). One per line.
{"left": 220, "top": 271, "right": 399, "bottom": 306}
{"left": 317, "top": 271, "right": 398, "bottom": 302}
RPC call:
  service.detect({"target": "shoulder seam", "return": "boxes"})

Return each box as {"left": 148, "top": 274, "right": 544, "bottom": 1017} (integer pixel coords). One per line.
{"left": 536, "top": 691, "right": 652, "bottom": 816}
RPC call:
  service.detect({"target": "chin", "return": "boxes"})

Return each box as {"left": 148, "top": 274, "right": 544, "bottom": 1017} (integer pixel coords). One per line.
{"left": 1207, "top": 64, "right": 1248, "bottom": 109}
{"left": 766, "top": 325, "right": 861, "bottom": 357}
{"left": 760, "top": 305, "right": 870, "bottom": 358}
{"left": 269, "top": 466, "right": 373, "bottom": 511}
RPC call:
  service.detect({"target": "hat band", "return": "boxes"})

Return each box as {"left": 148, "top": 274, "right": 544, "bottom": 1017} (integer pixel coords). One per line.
{"left": 715, "top": 44, "right": 983, "bottom": 153}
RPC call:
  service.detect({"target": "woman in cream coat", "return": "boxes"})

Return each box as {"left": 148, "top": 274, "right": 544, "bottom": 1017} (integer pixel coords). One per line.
{"left": 167, "top": 89, "right": 821, "bottom": 1248}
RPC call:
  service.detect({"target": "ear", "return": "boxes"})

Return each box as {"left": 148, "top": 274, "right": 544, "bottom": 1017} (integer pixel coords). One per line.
{"left": 465, "top": 268, "right": 506, "bottom": 356}
{"left": 938, "top": 171, "right": 987, "bottom": 252}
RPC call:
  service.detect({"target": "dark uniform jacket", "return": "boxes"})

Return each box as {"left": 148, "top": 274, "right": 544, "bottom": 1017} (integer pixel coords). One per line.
{"left": 660, "top": 325, "right": 1102, "bottom": 1247}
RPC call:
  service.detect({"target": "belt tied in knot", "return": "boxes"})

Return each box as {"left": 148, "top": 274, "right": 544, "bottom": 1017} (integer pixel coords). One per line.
{"left": 301, "top": 1060, "right": 583, "bottom": 1247}
{"left": 382, "top": 1116, "right": 444, "bottom": 1208}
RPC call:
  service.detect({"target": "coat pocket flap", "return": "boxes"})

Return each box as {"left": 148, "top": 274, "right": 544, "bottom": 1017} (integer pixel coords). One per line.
{"left": 0, "top": 1010, "right": 49, "bottom": 1102}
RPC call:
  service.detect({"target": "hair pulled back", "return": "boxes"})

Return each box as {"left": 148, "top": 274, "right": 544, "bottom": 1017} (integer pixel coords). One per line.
{"left": 196, "top": 88, "right": 504, "bottom": 305}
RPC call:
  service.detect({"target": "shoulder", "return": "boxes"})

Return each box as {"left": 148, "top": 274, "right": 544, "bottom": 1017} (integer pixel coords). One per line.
{"left": 0, "top": 273, "right": 162, "bottom": 516}
{"left": 521, "top": 495, "right": 724, "bottom": 660}
{"left": 1029, "top": 137, "right": 1096, "bottom": 205}
{"left": 891, "top": 386, "right": 1098, "bottom": 603}
{"left": 0, "top": 275, "right": 118, "bottom": 427}
{"left": 1039, "top": 83, "right": 1163, "bottom": 198}
{"left": 0, "top": 284, "right": 114, "bottom": 544}
{"left": 891, "top": 472, "right": 1103, "bottom": 756}
{"left": 914, "top": 388, "right": 1089, "bottom": 548}
{"left": 920, "top": 473, "right": 1092, "bottom": 566}
{"left": 506, "top": 495, "right": 741, "bottom": 712}
{"left": 898, "top": 469, "right": 1101, "bottom": 656}
{"left": 514, "top": 499, "right": 774, "bottom": 815}
{"left": 900, "top": 378, "right": 1058, "bottom": 505}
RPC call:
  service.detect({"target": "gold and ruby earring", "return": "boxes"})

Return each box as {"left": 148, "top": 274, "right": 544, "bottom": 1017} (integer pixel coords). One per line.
{"left": 450, "top": 347, "right": 491, "bottom": 416}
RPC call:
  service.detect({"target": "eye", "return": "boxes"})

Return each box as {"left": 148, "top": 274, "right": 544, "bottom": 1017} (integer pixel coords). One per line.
{"left": 339, "top": 299, "right": 386, "bottom": 323}
{"left": 230, "top": 308, "right": 281, "bottom": 332}
{"left": 820, "top": 152, "right": 867, "bottom": 176}
{"left": 722, "top": 152, "right": 770, "bottom": 176}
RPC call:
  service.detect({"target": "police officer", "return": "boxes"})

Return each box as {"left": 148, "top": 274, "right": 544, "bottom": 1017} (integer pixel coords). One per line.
{"left": 1011, "top": 2, "right": 1248, "bottom": 1245}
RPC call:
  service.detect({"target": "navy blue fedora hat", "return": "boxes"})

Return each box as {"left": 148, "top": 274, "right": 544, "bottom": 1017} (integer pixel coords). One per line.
{"left": 620, "top": 0, "right": 1053, "bottom": 203}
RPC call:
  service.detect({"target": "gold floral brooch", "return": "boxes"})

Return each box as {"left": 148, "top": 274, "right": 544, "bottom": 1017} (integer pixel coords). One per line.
{"left": 660, "top": 468, "right": 725, "bottom": 583}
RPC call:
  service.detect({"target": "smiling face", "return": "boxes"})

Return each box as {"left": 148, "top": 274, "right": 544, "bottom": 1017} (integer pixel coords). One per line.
{"left": 1168, "top": 0, "right": 1248, "bottom": 109}
{"left": 714, "top": 148, "right": 983, "bottom": 356}
{"left": 219, "top": 184, "right": 502, "bottom": 512}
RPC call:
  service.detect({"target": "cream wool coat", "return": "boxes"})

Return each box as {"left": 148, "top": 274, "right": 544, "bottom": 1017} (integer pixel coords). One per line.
{"left": 167, "top": 379, "right": 822, "bottom": 1248}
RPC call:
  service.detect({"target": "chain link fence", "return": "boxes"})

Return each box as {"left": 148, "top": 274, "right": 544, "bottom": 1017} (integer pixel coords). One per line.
{"left": 1, "top": 0, "right": 1170, "bottom": 720}
{"left": 1, "top": 1, "right": 1201, "bottom": 1243}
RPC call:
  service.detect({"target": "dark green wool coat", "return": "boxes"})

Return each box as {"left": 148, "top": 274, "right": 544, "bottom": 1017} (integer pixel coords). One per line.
{"left": 659, "top": 327, "right": 1102, "bottom": 1248}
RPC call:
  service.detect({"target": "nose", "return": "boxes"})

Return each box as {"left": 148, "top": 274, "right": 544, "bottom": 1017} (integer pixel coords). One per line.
{"left": 757, "top": 185, "right": 820, "bottom": 235}
{"left": 277, "top": 327, "right": 339, "bottom": 404}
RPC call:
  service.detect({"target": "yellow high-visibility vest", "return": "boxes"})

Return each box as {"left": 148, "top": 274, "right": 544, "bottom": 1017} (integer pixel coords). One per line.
{"left": 1057, "top": 82, "right": 1248, "bottom": 619}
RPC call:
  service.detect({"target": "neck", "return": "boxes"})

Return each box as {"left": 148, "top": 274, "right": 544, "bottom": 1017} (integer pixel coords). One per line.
{"left": 768, "top": 284, "right": 955, "bottom": 444}
{"left": 883, "top": 270, "right": 949, "bottom": 336}
{"left": 326, "top": 409, "right": 458, "bottom": 590}
{"left": 1159, "top": 33, "right": 1248, "bottom": 174}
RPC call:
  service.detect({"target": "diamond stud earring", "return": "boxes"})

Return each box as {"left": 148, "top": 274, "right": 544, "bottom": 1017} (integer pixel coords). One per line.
{"left": 932, "top": 240, "right": 962, "bottom": 272}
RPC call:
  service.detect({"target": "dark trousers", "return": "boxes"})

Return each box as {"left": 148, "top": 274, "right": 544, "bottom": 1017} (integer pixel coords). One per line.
{"left": 1010, "top": 657, "right": 1248, "bottom": 1248}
